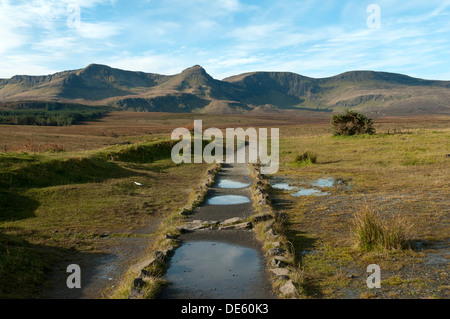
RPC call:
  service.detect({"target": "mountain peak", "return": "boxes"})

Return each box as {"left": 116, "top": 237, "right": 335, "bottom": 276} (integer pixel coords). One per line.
{"left": 182, "top": 65, "right": 208, "bottom": 75}
{"left": 84, "top": 63, "right": 111, "bottom": 70}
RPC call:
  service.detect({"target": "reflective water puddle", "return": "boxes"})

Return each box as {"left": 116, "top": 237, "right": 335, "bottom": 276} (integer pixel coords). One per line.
{"left": 217, "top": 178, "right": 251, "bottom": 189}
{"left": 160, "top": 241, "right": 269, "bottom": 299}
{"left": 311, "top": 178, "right": 336, "bottom": 188}
{"left": 206, "top": 195, "right": 251, "bottom": 205}
{"left": 271, "top": 179, "right": 333, "bottom": 197}
{"left": 291, "top": 188, "right": 331, "bottom": 197}
{"left": 271, "top": 183, "right": 297, "bottom": 191}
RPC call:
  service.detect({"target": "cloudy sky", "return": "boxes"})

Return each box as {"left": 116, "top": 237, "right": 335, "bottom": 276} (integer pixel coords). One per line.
{"left": 1, "top": 0, "right": 449, "bottom": 80}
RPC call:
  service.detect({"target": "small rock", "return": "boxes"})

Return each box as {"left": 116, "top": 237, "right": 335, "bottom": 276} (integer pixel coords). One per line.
{"left": 280, "top": 280, "right": 297, "bottom": 296}
{"left": 180, "top": 209, "right": 191, "bottom": 216}
{"left": 251, "top": 213, "right": 274, "bottom": 224}
{"left": 222, "top": 217, "right": 244, "bottom": 226}
{"left": 165, "top": 233, "right": 178, "bottom": 240}
{"left": 271, "top": 256, "right": 288, "bottom": 268}
{"left": 176, "top": 220, "right": 205, "bottom": 232}
{"left": 131, "top": 258, "right": 157, "bottom": 273}
{"left": 154, "top": 250, "right": 165, "bottom": 261}
{"left": 133, "top": 278, "right": 146, "bottom": 289}
{"left": 269, "top": 247, "right": 286, "bottom": 256}
{"left": 270, "top": 268, "right": 290, "bottom": 279}
{"left": 265, "top": 228, "right": 279, "bottom": 238}
{"left": 221, "top": 222, "right": 253, "bottom": 230}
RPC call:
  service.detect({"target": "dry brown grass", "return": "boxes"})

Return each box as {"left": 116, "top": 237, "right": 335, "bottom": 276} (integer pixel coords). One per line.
{"left": 352, "top": 199, "right": 413, "bottom": 251}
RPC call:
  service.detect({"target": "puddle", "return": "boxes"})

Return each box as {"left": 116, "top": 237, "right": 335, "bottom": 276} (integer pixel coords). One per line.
{"left": 206, "top": 195, "right": 251, "bottom": 205}
{"left": 291, "top": 188, "right": 331, "bottom": 197}
{"left": 270, "top": 177, "right": 342, "bottom": 197}
{"left": 160, "top": 241, "right": 270, "bottom": 299}
{"left": 311, "top": 178, "right": 336, "bottom": 188}
{"left": 217, "top": 178, "right": 251, "bottom": 189}
{"left": 271, "top": 183, "right": 298, "bottom": 191}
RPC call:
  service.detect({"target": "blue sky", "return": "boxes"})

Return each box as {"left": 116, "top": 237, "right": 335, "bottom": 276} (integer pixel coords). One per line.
{"left": 1, "top": 0, "right": 449, "bottom": 80}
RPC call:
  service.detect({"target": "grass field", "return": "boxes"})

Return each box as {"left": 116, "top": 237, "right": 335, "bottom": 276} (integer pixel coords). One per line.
{"left": 0, "top": 111, "right": 448, "bottom": 299}
{"left": 0, "top": 132, "right": 211, "bottom": 298}
{"left": 269, "top": 117, "right": 449, "bottom": 299}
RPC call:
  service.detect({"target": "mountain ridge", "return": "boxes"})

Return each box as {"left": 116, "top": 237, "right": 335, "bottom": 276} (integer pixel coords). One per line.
{"left": 1, "top": 64, "right": 449, "bottom": 116}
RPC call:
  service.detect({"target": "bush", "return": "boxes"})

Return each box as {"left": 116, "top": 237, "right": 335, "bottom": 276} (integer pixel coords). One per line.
{"left": 331, "top": 110, "right": 376, "bottom": 136}
{"left": 294, "top": 151, "right": 317, "bottom": 165}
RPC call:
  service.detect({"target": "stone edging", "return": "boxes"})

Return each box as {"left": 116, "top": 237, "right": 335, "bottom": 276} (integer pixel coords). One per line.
{"left": 248, "top": 163, "right": 300, "bottom": 299}
{"left": 127, "top": 162, "right": 300, "bottom": 299}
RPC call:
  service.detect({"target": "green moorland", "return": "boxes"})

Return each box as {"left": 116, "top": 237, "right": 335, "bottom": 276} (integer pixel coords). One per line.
{"left": 270, "top": 123, "right": 449, "bottom": 299}
{"left": 0, "top": 102, "right": 109, "bottom": 126}
{"left": 0, "top": 112, "right": 448, "bottom": 299}
{"left": 0, "top": 137, "right": 211, "bottom": 299}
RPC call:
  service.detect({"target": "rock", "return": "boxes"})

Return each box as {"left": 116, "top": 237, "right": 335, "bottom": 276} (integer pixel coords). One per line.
{"left": 265, "top": 227, "right": 279, "bottom": 238}
{"left": 129, "top": 278, "right": 146, "bottom": 299}
{"left": 280, "top": 280, "right": 297, "bottom": 296}
{"left": 269, "top": 247, "right": 286, "bottom": 256}
{"left": 161, "top": 245, "right": 175, "bottom": 256}
{"left": 176, "top": 220, "right": 206, "bottom": 232}
{"left": 251, "top": 213, "right": 273, "bottom": 224}
{"left": 222, "top": 217, "right": 244, "bottom": 226}
{"left": 165, "top": 233, "right": 178, "bottom": 240}
{"left": 154, "top": 246, "right": 176, "bottom": 261}
{"left": 270, "top": 268, "right": 290, "bottom": 279}
{"left": 221, "top": 222, "right": 253, "bottom": 230}
{"left": 180, "top": 208, "right": 191, "bottom": 216}
{"left": 133, "top": 277, "right": 146, "bottom": 289}
{"left": 131, "top": 258, "right": 158, "bottom": 273}
{"left": 271, "top": 256, "right": 288, "bottom": 268}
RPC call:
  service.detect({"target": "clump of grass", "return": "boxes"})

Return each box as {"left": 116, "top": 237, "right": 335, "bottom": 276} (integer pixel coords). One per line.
{"left": 352, "top": 201, "right": 412, "bottom": 252}
{"left": 294, "top": 151, "right": 317, "bottom": 166}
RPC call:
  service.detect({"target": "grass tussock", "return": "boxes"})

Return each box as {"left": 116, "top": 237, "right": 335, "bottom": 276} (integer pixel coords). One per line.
{"left": 294, "top": 151, "right": 317, "bottom": 166}
{"left": 353, "top": 200, "right": 412, "bottom": 252}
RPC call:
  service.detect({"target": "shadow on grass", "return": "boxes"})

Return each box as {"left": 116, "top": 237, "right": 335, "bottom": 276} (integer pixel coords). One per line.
{"left": 0, "top": 230, "right": 115, "bottom": 299}
{"left": 1, "top": 157, "right": 148, "bottom": 189}
{"left": 284, "top": 228, "right": 324, "bottom": 298}
{"left": 318, "top": 160, "right": 342, "bottom": 165}
{"left": 0, "top": 188, "right": 39, "bottom": 221}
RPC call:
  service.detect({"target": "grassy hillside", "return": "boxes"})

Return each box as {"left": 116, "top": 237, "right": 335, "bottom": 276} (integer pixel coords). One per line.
{"left": 0, "top": 137, "right": 209, "bottom": 298}
{"left": 1, "top": 65, "right": 449, "bottom": 115}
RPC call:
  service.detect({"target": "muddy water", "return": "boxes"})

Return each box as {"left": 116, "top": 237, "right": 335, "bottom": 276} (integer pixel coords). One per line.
{"left": 159, "top": 163, "right": 274, "bottom": 299}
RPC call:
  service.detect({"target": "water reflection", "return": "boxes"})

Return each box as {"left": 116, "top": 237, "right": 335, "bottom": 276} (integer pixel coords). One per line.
{"left": 217, "top": 179, "right": 251, "bottom": 189}
{"left": 206, "top": 195, "right": 251, "bottom": 205}
{"left": 161, "top": 241, "right": 268, "bottom": 299}
{"left": 291, "top": 188, "right": 331, "bottom": 197}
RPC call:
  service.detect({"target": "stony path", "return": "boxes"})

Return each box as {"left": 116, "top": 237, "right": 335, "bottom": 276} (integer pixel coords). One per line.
{"left": 159, "top": 162, "right": 275, "bottom": 299}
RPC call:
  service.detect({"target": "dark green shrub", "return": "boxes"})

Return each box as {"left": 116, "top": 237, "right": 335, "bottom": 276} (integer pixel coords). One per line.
{"left": 294, "top": 151, "right": 317, "bottom": 165}
{"left": 331, "top": 110, "right": 376, "bottom": 136}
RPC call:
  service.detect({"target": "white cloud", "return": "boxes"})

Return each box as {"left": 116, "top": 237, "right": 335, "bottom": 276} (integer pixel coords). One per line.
{"left": 75, "top": 22, "right": 121, "bottom": 39}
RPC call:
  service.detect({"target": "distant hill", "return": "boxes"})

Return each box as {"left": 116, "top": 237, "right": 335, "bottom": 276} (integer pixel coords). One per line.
{"left": 1, "top": 64, "right": 449, "bottom": 116}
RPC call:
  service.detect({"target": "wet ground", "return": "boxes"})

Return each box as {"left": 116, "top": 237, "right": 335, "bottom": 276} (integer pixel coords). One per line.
{"left": 39, "top": 218, "right": 163, "bottom": 299}
{"left": 159, "top": 230, "right": 273, "bottom": 299}
{"left": 269, "top": 175, "right": 449, "bottom": 299}
{"left": 159, "top": 163, "right": 275, "bottom": 299}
